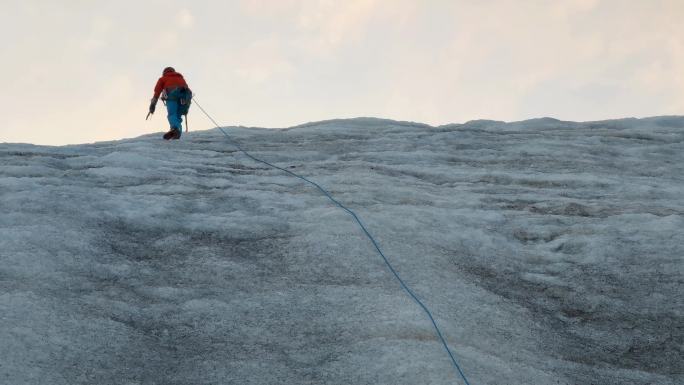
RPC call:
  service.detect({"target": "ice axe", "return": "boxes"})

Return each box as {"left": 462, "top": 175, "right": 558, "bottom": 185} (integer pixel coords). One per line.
{"left": 147, "top": 98, "right": 157, "bottom": 120}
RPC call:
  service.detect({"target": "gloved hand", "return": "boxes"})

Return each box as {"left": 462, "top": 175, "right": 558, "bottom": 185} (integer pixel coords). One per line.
{"left": 149, "top": 98, "right": 157, "bottom": 114}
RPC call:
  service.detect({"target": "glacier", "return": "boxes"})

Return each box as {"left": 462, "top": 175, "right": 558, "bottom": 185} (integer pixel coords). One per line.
{"left": 1, "top": 117, "right": 682, "bottom": 385}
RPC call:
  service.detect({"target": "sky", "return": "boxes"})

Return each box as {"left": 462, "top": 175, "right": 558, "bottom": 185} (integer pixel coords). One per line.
{"left": 1, "top": 0, "right": 683, "bottom": 145}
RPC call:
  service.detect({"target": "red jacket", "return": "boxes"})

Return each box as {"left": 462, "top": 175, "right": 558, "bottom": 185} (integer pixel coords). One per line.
{"left": 153, "top": 71, "right": 189, "bottom": 99}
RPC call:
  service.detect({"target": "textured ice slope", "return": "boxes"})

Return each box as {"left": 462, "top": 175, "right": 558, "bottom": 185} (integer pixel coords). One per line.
{"left": 1, "top": 117, "right": 683, "bottom": 385}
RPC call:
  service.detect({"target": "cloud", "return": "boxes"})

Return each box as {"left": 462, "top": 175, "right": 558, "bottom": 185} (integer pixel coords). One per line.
{"left": 233, "top": 38, "right": 295, "bottom": 83}
{"left": 296, "top": 0, "right": 378, "bottom": 48}
{"left": 239, "top": 0, "right": 409, "bottom": 54}
{"left": 178, "top": 9, "right": 195, "bottom": 29}
{"left": 78, "top": 17, "right": 112, "bottom": 52}
{"left": 551, "top": 0, "right": 600, "bottom": 18}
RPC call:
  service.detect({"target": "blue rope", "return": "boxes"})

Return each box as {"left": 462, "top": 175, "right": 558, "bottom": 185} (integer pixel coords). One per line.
{"left": 192, "top": 98, "right": 472, "bottom": 385}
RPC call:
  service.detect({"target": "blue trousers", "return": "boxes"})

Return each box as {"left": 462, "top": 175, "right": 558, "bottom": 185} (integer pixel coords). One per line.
{"left": 166, "top": 99, "right": 183, "bottom": 136}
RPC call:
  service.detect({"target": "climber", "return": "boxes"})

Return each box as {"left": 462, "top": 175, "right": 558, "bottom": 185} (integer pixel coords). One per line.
{"left": 148, "top": 67, "right": 192, "bottom": 140}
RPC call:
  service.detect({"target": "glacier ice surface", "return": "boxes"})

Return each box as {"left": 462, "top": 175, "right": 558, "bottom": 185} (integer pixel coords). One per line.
{"left": 1, "top": 117, "right": 682, "bottom": 384}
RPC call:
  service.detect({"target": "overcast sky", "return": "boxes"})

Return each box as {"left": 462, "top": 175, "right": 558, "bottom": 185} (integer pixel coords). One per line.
{"left": 2, "top": 0, "right": 683, "bottom": 145}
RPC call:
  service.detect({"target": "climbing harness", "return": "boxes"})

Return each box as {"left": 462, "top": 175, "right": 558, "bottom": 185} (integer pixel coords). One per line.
{"left": 192, "top": 97, "right": 472, "bottom": 385}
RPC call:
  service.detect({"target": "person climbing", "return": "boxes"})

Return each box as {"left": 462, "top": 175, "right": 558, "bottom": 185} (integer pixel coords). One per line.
{"left": 148, "top": 67, "right": 192, "bottom": 140}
